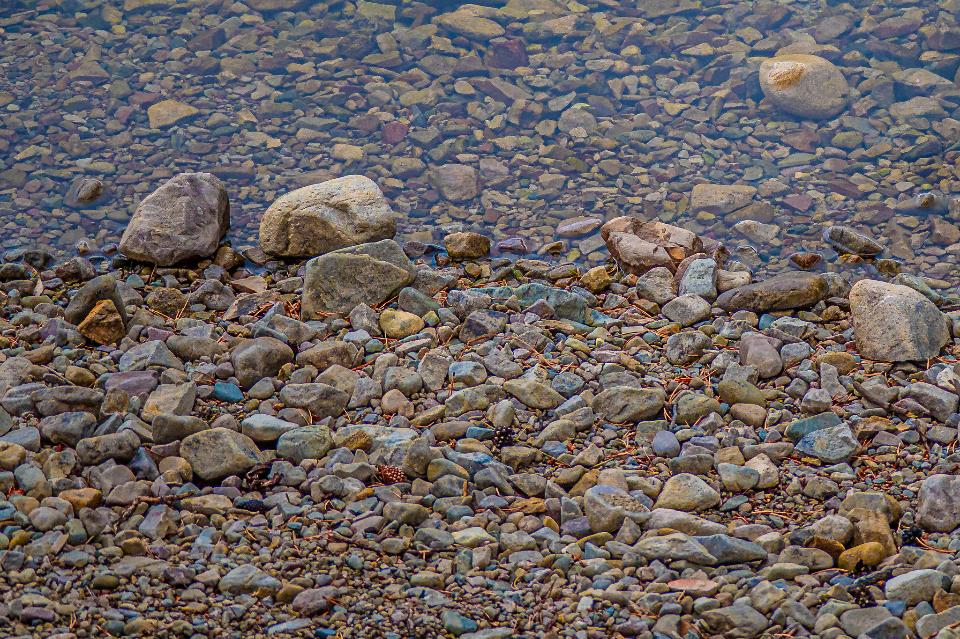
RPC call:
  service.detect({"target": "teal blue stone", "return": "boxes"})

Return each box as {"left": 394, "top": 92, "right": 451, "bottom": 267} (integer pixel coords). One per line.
{"left": 213, "top": 382, "right": 243, "bottom": 403}
{"left": 441, "top": 610, "right": 478, "bottom": 636}
{"left": 785, "top": 412, "right": 842, "bottom": 442}
{"left": 465, "top": 426, "right": 494, "bottom": 440}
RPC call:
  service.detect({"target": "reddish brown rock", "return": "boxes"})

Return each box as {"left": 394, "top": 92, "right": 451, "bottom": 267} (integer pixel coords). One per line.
{"left": 601, "top": 217, "right": 703, "bottom": 275}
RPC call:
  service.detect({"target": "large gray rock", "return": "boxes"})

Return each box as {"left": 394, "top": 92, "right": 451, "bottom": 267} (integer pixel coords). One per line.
{"left": 850, "top": 279, "right": 949, "bottom": 362}
{"left": 279, "top": 383, "right": 349, "bottom": 419}
{"left": 702, "top": 604, "right": 769, "bottom": 638}
{"left": 218, "top": 564, "right": 281, "bottom": 596}
{"left": 119, "top": 172, "right": 229, "bottom": 266}
{"left": 633, "top": 533, "right": 716, "bottom": 564}
{"left": 759, "top": 54, "right": 849, "bottom": 120}
{"left": 277, "top": 425, "right": 333, "bottom": 463}
{"left": 795, "top": 423, "right": 858, "bottom": 463}
{"left": 76, "top": 430, "right": 139, "bottom": 465}
{"left": 592, "top": 386, "right": 665, "bottom": 423}
{"left": 655, "top": 473, "right": 720, "bottom": 511}
{"left": 884, "top": 569, "right": 949, "bottom": 606}
{"left": 259, "top": 175, "right": 397, "bottom": 258}
{"left": 180, "top": 427, "right": 261, "bottom": 481}
{"left": 302, "top": 239, "right": 415, "bottom": 317}
{"left": 584, "top": 484, "right": 648, "bottom": 533}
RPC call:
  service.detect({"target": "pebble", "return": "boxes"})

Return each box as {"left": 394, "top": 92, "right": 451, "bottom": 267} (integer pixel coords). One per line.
{"left": 1, "top": 7, "right": 960, "bottom": 629}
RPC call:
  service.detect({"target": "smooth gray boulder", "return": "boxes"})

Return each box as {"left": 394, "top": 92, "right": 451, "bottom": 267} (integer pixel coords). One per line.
{"left": 759, "top": 54, "right": 849, "bottom": 120}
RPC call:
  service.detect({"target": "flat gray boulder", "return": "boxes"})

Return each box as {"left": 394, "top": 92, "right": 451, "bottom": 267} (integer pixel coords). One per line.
{"left": 302, "top": 239, "right": 415, "bottom": 317}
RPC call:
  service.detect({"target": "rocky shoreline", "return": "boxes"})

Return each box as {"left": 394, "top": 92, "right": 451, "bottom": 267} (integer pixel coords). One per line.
{"left": 1, "top": 172, "right": 960, "bottom": 639}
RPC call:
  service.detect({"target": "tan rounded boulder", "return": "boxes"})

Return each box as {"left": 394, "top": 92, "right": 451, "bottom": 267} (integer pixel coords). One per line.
{"left": 759, "top": 54, "right": 849, "bottom": 120}
{"left": 259, "top": 175, "right": 397, "bottom": 258}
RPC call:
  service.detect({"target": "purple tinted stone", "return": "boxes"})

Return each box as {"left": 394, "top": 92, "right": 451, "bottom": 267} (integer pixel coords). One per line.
{"left": 103, "top": 370, "right": 160, "bottom": 396}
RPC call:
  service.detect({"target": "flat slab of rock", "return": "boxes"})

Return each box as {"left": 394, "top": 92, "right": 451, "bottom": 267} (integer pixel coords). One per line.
{"left": 302, "top": 239, "right": 415, "bottom": 317}
{"left": 119, "top": 172, "right": 229, "bottom": 266}
{"left": 716, "top": 272, "right": 826, "bottom": 312}
{"left": 689, "top": 184, "right": 757, "bottom": 215}
{"left": 146, "top": 99, "right": 199, "bottom": 129}
{"left": 259, "top": 175, "right": 396, "bottom": 258}
{"left": 849, "top": 279, "right": 949, "bottom": 362}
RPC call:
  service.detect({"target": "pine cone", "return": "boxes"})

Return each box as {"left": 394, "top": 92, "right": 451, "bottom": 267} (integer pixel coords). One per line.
{"left": 377, "top": 465, "right": 405, "bottom": 484}
{"left": 491, "top": 425, "right": 515, "bottom": 449}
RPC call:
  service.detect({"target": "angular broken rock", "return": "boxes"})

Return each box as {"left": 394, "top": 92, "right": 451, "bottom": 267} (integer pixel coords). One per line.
{"left": 259, "top": 175, "right": 397, "bottom": 258}
{"left": 146, "top": 99, "right": 199, "bottom": 129}
{"left": 77, "top": 299, "right": 126, "bottom": 345}
{"left": 849, "top": 279, "right": 949, "bottom": 362}
{"left": 444, "top": 232, "right": 491, "bottom": 260}
{"left": 601, "top": 217, "right": 703, "bottom": 275}
{"left": 119, "top": 172, "right": 229, "bottom": 266}
{"left": 65, "top": 274, "right": 129, "bottom": 328}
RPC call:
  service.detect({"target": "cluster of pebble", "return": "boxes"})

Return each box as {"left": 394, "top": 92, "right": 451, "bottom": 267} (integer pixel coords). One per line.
{"left": 1, "top": 172, "right": 960, "bottom": 639}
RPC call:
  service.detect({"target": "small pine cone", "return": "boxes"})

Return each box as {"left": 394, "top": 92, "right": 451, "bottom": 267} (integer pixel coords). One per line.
{"left": 377, "top": 465, "right": 405, "bottom": 484}
{"left": 491, "top": 425, "right": 515, "bottom": 449}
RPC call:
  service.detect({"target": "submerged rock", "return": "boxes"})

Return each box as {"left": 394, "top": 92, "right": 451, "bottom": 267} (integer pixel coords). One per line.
{"left": 601, "top": 217, "right": 702, "bottom": 275}
{"left": 823, "top": 225, "right": 883, "bottom": 257}
{"left": 759, "top": 54, "right": 849, "bottom": 120}
{"left": 716, "top": 272, "right": 826, "bottom": 312}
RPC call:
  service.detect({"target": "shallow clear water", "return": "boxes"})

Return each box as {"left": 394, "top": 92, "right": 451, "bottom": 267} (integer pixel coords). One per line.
{"left": 1, "top": 0, "right": 958, "bottom": 287}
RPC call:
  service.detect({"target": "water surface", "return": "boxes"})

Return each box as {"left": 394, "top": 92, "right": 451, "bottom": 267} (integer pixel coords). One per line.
{"left": 0, "top": 0, "right": 957, "bottom": 287}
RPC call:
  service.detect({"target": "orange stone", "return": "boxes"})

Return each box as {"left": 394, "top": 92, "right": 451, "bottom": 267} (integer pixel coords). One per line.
{"left": 78, "top": 299, "right": 125, "bottom": 345}
{"left": 59, "top": 487, "right": 102, "bottom": 510}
